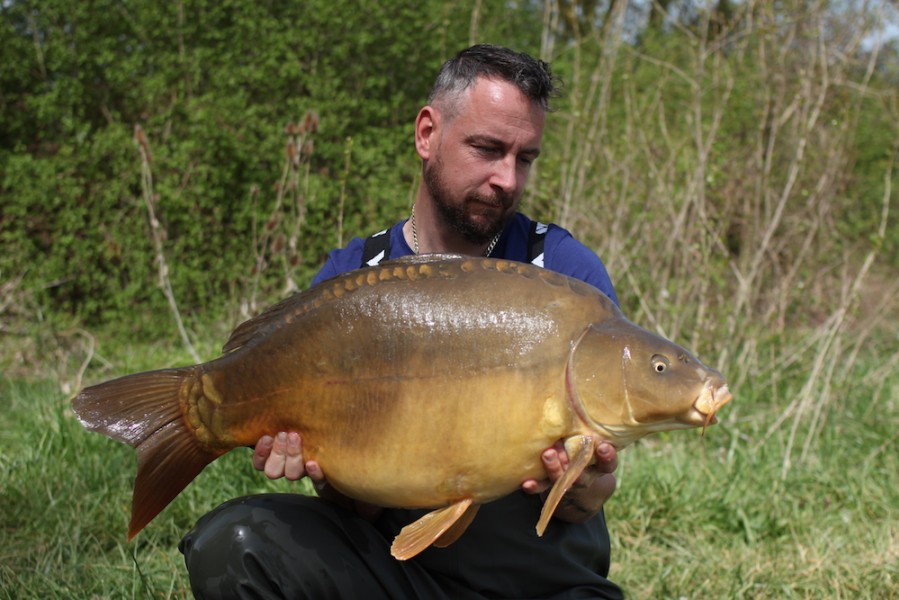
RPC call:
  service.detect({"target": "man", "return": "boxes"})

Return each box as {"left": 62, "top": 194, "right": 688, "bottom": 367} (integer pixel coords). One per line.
{"left": 180, "top": 44, "right": 623, "bottom": 599}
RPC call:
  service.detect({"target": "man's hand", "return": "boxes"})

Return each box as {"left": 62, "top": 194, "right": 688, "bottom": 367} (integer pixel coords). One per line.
{"left": 251, "top": 432, "right": 382, "bottom": 521}
{"left": 521, "top": 440, "right": 618, "bottom": 524}
{"left": 253, "top": 432, "right": 324, "bottom": 482}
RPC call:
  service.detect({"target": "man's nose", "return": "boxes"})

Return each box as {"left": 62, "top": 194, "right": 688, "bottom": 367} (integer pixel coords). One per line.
{"left": 489, "top": 155, "right": 518, "bottom": 194}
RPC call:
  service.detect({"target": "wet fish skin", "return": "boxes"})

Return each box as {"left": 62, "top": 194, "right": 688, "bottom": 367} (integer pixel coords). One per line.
{"left": 73, "top": 254, "right": 731, "bottom": 559}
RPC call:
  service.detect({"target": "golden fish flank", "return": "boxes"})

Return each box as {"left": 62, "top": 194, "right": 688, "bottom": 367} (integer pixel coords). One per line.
{"left": 73, "top": 254, "right": 732, "bottom": 560}
{"left": 540, "top": 396, "right": 568, "bottom": 433}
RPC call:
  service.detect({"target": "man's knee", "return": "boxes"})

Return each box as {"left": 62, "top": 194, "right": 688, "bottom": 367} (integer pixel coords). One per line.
{"left": 179, "top": 494, "right": 389, "bottom": 599}
{"left": 179, "top": 496, "right": 275, "bottom": 598}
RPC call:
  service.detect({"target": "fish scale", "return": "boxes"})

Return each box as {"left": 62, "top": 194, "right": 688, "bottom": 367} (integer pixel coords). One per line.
{"left": 73, "top": 254, "right": 731, "bottom": 560}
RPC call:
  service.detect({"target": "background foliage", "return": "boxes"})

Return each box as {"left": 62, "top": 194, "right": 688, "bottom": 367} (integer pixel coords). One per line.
{"left": 2, "top": 0, "right": 897, "bottom": 336}
{"left": 2, "top": 0, "right": 898, "bottom": 598}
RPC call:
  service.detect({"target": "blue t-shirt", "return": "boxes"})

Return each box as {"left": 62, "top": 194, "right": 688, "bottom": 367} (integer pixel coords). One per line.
{"left": 311, "top": 212, "right": 623, "bottom": 599}
{"left": 313, "top": 213, "right": 619, "bottom": 307}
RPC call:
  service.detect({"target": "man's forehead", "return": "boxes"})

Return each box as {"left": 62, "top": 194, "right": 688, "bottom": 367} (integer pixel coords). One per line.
{"left": 435, "top": 76, "right": 544, "bottom": 118}
{"left": 467, "top": 76, "right": 537, "bottom": 107}
{"left": 455, "top": 78, "right": 545, "bottom": 124}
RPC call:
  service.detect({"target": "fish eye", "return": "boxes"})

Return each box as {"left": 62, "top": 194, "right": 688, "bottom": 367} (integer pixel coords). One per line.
{"left": 651, "top": 355, "right": 670, "bottom": 373}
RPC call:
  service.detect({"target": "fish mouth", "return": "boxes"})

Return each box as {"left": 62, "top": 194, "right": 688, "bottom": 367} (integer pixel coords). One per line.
{"left": 691, "top": 384, "right": 732, "bottom": 432}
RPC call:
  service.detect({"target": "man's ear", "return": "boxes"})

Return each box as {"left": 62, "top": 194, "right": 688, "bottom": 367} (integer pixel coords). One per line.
{"left": 415, "top": 106, "right": 437, "bottom": 160}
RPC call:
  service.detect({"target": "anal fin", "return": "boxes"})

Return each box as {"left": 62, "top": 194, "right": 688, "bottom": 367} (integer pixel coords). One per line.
{"left": 391, "top": 498, "right": 474, "bottom": 560}
{"left": 536, "top": 435, "right": 595, "bottom": 536}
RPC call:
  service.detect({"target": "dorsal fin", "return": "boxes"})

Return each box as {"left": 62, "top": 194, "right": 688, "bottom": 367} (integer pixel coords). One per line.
{"left": 536, "top": 435, "right": 595, "bottom": 536}
{"left": 223, "top": 255, "right": 467, "bottom": 354}
{"left": 222, "top": 287, "right": 320, "bottom": 353}
{"left": 380, "top": 252, "right": 465, "bottom": 265}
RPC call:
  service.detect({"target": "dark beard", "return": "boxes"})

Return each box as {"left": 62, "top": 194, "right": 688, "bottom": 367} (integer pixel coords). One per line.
{"left": 424, "top": 157, "right": 513, "bottom": 246}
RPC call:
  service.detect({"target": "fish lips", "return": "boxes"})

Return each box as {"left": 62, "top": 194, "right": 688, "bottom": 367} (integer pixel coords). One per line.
{"left": 691, "top": 384, "right": 732, "bottom": 428}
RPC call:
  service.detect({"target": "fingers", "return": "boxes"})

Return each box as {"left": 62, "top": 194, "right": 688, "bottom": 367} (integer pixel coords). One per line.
{"left": 305, "top": 460, "right": 326, "bottom": 485}
{"left": 252, "top": 435, "right": 274, "bottom": 472}
{"left": 523, "top": 440, "right": 619, "bottom": 497}
{"left": 263, "top": 432, "right": 289, "bottom": 479}
{"left": 264, "top": 432, "right": 305, "bottom": 480}
{"left": 575, "top": 442, "right": 617, "bottom": 506}
{"left": 282, "top": 432, "right": 305, "bottom": 480}
{"left": 593, "top": 441, "right": 618, "bottom": 473}
{"left": 542, "top": 447, "right": 565, "bottom": 481}
{"left": 521, "top": 479, "right": 542, "bottom": 494}
{"left": 572, "top": 442, "right": 618, "bottom": 490}
{"left": 521, "top": 447, "right": 568, "bottom": 495}
{"left": 306, "top": 460, "right": 336, "bottom": 500}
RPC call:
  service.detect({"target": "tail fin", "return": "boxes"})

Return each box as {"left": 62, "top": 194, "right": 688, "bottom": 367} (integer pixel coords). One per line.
{"left": 72, "top": 367, "right": 222, "bottom": 539}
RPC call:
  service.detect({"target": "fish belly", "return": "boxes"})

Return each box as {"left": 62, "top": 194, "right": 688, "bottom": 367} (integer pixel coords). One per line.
{"left": 201, "top": 348, "right": 574, "bottom": 508}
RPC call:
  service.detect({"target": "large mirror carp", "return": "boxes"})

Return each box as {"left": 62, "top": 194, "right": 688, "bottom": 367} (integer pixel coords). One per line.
{"left": 74, "top": 254, "right": 732, "bottom": 559}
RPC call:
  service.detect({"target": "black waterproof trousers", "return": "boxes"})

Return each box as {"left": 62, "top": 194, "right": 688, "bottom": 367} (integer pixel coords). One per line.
{"left": 179, "top": 493, "right": 624, "bottom": 600}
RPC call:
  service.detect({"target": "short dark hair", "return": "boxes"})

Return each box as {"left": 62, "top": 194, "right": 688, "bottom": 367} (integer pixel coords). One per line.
{"left": 428, "top": 44, "right": 560, "bottom": 114}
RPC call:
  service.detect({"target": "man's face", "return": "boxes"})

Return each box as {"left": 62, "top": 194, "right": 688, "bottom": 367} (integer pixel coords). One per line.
{"left": 423, "top": 77, "right": 546, "bottom": 245}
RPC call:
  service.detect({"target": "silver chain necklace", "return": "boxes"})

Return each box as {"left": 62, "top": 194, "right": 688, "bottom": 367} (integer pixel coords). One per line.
{"left": 410, "top": 205, "right": 501, "bottom": 257}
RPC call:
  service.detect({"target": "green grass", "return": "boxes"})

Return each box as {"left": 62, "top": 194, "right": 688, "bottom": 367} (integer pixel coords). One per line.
{"left": 610, "top": 372, "right": 899, "bottom": 598}
{"left": 0, "top": 366, "right": 312, "bottom": 599}
{"left": 1, "top": 339, "right": 897, "bottom": 599}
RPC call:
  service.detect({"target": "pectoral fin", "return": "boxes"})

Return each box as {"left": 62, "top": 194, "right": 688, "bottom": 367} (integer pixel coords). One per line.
{"left": 391, "top": 498, "right": 475, "bottom": 560}
{"left": 535, "top": 435, "right": 595, "bottom": 536}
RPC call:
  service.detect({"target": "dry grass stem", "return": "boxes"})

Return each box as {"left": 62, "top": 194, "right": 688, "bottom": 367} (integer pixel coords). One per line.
{"left": 134, "top": 125, "right": 200, "bottom": 363}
